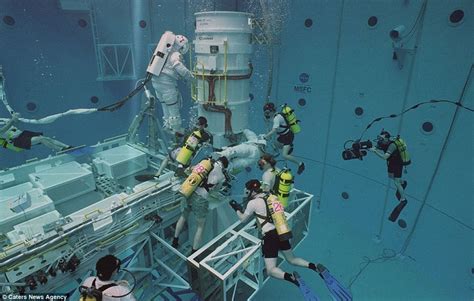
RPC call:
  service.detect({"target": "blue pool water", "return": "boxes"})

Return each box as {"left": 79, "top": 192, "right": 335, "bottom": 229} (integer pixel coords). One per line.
{"left": 0, "top": 1, "right": 472, "bottom": 300}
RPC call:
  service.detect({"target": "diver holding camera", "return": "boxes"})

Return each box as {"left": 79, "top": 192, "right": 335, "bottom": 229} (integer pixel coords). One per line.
{"left": 342, "top": 129, "right": 411, "bottom": 222}
{"left": 369, "top": 130, "right": 411, "bottom": 222}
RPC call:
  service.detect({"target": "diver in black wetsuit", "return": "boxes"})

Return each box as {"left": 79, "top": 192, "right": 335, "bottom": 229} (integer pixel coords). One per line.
{"left": 0, "top": 113, "right": 71, "bottom": 152}
{"left": 369, "top": 130, "right": 408, "bottom": 222}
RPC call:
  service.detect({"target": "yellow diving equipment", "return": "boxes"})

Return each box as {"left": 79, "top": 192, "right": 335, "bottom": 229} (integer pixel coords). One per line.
{"left": 264, "top": 194, "right": 292, "bottom": 241}
{"left": 281, "top": 104, "right": 301, "bottom": 134}
{"left": 176, "top": 130, "right": 202, "bottom": 166}
{"left": 179, "top": 158, "right": 213, "bottom": 198}
{"left": 79, "top": 294, "right": 96, "bottom": 301}
{"left": 393, "top": 136, "right": 411, "bottom": 165}
{"left": 274, "top": 169, "right": 293, "bottom": 207}
{"left": 0, "top": 138, "right": 23, "bottom": 152}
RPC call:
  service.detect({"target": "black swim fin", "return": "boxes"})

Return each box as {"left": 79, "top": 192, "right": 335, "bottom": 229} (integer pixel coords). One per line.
{"left": 388, "top": 199, "right": 408, "bottom": 222}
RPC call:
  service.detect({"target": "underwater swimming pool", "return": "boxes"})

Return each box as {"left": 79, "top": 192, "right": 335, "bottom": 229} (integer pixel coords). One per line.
{"left": 0, "top": 1, "right": 472, "bottom": 300}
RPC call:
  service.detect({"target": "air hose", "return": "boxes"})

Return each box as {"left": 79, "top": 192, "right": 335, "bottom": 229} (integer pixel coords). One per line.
{"left": 98, "top": 73, "right": 152, "bottom": 112}
{"left": 357, "top": 99, "right": 474, "bottom": 141}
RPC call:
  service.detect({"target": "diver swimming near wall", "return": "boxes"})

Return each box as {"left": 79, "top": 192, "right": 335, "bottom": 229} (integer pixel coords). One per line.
{"left": 229, "top": 180, "right": 352, "bottom": 301}
{"left": 0, "top": 113, "right": 71, "bottom": 152}
{"left": 342, "top": 129, "right": 410, "bottom": 222}
{"left": 0, "top": 108, "right": 98, "bottom": 152}
{"left": 370, "top": 130, "right": 411, "bottom": 222}
{"left": 262, "top": 102, "right": 305, "bottom": 175}
{"left": 341, "top": 97, "right": 474, "bottom": 222}
{"left": 0, "top": 66, "right": 98, "bottom": 153}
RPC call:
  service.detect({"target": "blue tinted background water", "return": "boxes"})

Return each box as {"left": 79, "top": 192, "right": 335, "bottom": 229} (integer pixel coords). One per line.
{"left": 0, "top": 1, "right": 472, "bottom": 300}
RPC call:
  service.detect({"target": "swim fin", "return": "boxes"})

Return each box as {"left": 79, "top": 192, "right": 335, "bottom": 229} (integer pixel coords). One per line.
{"left": 293, "top": 272, "right": 320, "bottom": 301}
{"left": 135, "top": 174, "right": 158, "bottom": 182}
{"left": 388, "top": 199, "right": 408, "bottom": 222}
{"left": 396, "top": 181, "right": 407, "bottom": 200}
{"left": 318, "top": 268, "right": 352, "bottom": 301}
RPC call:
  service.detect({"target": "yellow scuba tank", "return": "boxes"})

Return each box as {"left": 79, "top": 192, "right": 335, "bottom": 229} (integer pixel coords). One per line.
{"left": 0, "top": 138, "right": 23, "bottom": 152}
{"left": 179, "top": 158, "right": 213, "bottom": 198}
{"left": 176, "top": 130, "right": 202, "bottom": 166}
{"left": 275, "top": 169, "right": 293, "bottom": 207}
{"left": 281, "top": 104, "right": 301, "bottom": 134}
{"left": 393, "top": 136, "right": 411, "bottom": 166}
{"left": 265, "top": 194, "right": 292, "bottom": 241}
{"left": 79, "top": 295, "right": 96, "bottom": 301}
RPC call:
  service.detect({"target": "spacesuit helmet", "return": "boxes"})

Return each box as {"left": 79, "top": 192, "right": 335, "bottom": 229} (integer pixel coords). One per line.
{"left": 175, "top": 35, "right": 189, "bottom": 55}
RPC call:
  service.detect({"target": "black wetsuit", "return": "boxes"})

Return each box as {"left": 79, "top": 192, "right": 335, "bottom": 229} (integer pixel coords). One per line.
{"left": 381, "top": 142, "right": 403, "bottom": 178}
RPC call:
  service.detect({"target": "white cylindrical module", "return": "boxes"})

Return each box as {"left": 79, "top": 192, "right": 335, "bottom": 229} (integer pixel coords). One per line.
{"left": 193, "top": 11, "right": 253, "bottom": 148}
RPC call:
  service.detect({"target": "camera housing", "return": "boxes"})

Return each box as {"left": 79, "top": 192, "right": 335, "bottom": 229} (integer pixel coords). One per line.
{"left": 389, "top": 25, "right": 406, "bottom": 41}
{"left": 389, "top": 24, "right": 416, "bottom": 69}
{"left": 342, "top": 139, "right": 373, "bottom": 161}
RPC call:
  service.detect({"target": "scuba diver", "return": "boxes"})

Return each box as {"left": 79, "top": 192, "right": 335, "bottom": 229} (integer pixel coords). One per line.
{"left": 213, "top": 129, "right": 266, "bottom": 174}
{"left": 258, "top": 153, "right": 294, "bottom": 208}
{"left": 369, "top": 130, "right": 411, "bottom": 222}
{"left": 0, "top": 113, "right": 71, "bottom": 152}
{"left": 262, "top": 102, "right": 305, "bottom": 175}
{"left": 229, "top": 180, "right": 352, "bottom": 301}
{"left": 80, "top": 254, "right": 136, "bottom": 301}
{"left": 173, "top": 156, "right": 230, "bottom": 253}
{"left": 151, "top": 32, "right": 194, "bottom": 136}
{"left": 259, "top": 153, "right": 280, "bottom": 192}
{"left": 135, "top": 116, "right": 211, "bottom": 182}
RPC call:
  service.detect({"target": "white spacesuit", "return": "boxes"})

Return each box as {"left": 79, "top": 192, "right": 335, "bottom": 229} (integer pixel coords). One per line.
{"left": 150, "top": 34, "right": 194, "bottom": 134}
{"left": 215, "top": 129, "right": 267, "bottom": 173}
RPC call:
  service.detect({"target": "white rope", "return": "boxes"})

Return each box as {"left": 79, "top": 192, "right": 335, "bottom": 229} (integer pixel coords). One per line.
{"left": 17, "top": 108, "right": 98, "bottom": 124}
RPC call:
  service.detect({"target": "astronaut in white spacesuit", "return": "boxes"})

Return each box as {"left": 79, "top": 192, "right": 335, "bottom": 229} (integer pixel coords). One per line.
{"left": 214, "top": 129, "right": 267, "bottom": 174}
{"left": 150, "top": 33, "right": 194, "bottom": 135}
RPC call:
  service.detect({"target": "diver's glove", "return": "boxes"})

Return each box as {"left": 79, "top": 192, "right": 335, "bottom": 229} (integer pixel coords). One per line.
{"left": 229, "top": 200, "right": 243, "bottom": 213}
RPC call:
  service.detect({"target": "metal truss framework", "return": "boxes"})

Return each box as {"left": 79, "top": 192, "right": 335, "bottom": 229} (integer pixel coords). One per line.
{"left": 0, "top": 134, "right": 313, "bottom": 300}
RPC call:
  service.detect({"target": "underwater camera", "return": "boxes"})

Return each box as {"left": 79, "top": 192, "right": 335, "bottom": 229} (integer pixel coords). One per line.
{"left": 342, "top": 139, "right": 373, "bottom": 161}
